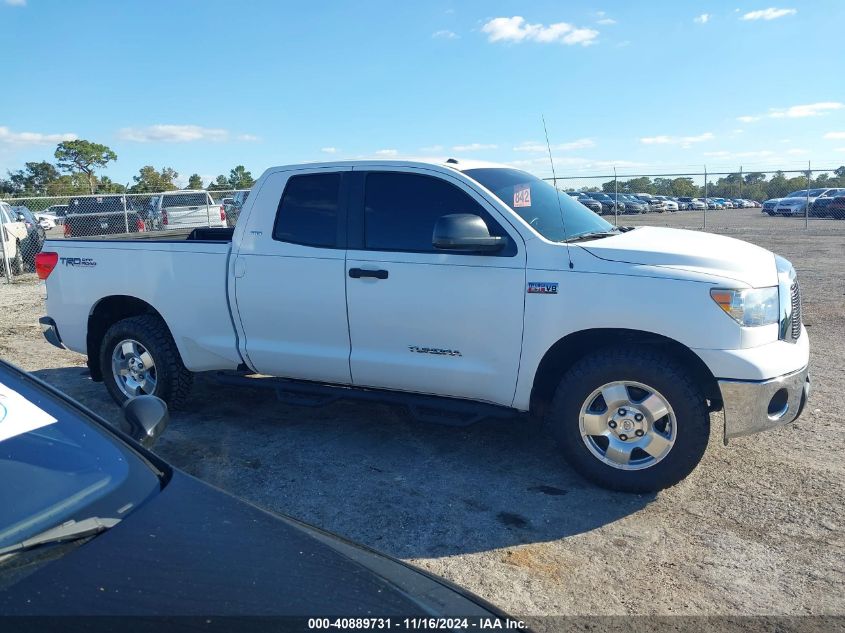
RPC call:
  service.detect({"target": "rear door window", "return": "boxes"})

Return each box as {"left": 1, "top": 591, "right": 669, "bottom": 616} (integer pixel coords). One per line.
{"left": 273, "top": 172, "right": 342, "bottom": 248}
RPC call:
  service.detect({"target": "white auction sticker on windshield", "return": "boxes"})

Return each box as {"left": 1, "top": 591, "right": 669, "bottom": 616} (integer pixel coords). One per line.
{"left": 0, "top": 381, "right": 58, "bottom": 443}
{"left": 514, "top": 183, "right": 532, "bottom": 208}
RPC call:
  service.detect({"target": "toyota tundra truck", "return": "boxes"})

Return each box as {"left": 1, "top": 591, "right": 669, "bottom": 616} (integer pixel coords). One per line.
{"left": 35, "top": 160, "right": 811, "bottom": 492}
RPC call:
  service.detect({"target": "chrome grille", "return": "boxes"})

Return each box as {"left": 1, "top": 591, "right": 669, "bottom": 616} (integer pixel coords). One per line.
{"left": 790, "top": 280, "right": 802, "bottom": 340}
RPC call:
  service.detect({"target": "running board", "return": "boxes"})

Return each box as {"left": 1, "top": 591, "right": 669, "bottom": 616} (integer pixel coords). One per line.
{"left": 212, "top": 371, "right": 517, "bottom": 427}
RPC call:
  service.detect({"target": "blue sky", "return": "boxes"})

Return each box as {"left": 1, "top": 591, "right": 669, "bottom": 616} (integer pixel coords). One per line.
{"left": 2, "top": 0, "right": 844, "bottom": 186}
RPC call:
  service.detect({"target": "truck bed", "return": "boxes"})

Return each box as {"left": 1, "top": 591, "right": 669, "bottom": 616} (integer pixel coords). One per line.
{"left": 42, "top": 232, "right": 242, "bottom": 373}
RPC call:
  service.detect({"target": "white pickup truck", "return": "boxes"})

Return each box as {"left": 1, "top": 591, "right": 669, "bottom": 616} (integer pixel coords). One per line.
{"left": 36, "top": 160, "right": 810, "bottom": 492}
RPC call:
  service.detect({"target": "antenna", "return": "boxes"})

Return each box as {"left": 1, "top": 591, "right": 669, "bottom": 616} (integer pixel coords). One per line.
{"left": 542, "top": 115, "right": 573, "bottom": 270}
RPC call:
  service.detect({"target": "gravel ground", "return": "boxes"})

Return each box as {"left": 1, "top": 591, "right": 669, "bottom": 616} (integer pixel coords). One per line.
{"left": 0, "top": 210, "right": 843, "bottom": 617}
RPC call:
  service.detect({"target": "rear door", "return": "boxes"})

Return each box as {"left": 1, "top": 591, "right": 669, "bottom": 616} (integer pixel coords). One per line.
{"left": 344, "top": 168, "right": 526, "bottom": 406}
{"left": 233, "top": 167, "right": 353, "bottom": 384}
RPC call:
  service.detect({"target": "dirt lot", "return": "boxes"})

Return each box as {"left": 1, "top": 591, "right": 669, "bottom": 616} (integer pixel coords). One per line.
{"left": 1, "top": 209, "right": 843, "bottom": 617}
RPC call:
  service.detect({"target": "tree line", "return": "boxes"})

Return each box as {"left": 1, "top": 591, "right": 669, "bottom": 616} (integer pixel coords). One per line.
{"left": 0, "top": 139, "right": 256, "bottom": 198}
{"left": 571, "top": 168, "right": 845, "bottom": 201}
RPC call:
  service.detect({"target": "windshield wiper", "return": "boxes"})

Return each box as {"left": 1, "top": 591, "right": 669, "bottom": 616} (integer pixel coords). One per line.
{"left": 0, "top": 517, "right": 120, "bottom": 556}
{"left": 563, "top": 229, "right": 621, "bottom": 243}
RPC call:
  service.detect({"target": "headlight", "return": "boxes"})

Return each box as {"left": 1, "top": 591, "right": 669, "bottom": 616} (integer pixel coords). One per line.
{"left": 710, "top": 287, "right": 779, "bottom": 326}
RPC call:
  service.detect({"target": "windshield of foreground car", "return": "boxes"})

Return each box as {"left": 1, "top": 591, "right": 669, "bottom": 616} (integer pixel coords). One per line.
{"left": 464, "top": 168, "right": 614, "bottom": 242}
{"left": 0, "top": 365, "right": 161, "bottom": 551}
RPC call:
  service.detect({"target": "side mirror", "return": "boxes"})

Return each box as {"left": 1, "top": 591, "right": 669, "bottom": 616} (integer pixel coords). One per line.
{"left": 432, "top": 214, "right": 506, "bottom": 253}
{"left": 16, "top": 213, "right": 26, "bottom": 222}
{"left": 120, "top": 395, "right": 169, "bottom": 448}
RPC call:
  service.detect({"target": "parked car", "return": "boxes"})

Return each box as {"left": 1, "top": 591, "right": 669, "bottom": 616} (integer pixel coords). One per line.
{"left": 154, "top": 191, "right": 227, "bottom": 231}
{"left": 807, "top": 188, "right": 845, "bottom": 218}
{"left": 0, "top": 360, "right": 510, "bottom": 619}
{"left": 774, "top": 188, "right": 834, "bottom": 216}
{"left": 40, "top": 204, "right": 68, "bottom": 227}
{"left": 37, "top": 159, "right": 810, "bottom": 493}
{"left": 0, "top": 201, "right": 28, "bottom": 275}
{"left": 712, "top": 198, "right": 733, "bottom": 209}
{"left": 64, "top": 195, "right": 146, "bottom": 238}
{"left": 566, "top": 192, "right": 603, "bottom": 214}
{"left": 585, "top": 191, "right": 621, "bottom": 214}
{"left": 762, "top": 198, "right": 781, "bottom": 215}
{"left": 11, "top": 206, "right": 46, "bottom": 267}
{"left": 824, "top": 195, "right": 845, "bottom": 219}
{"left": 619, "top": 194, "right": 648, "bottom": 214}
{"left": 678, "top": 197, "right": 706, "bottom": 210}
{"left": 35, "top": 213, "right": 56, "bottom": 230}
{"left": 654, "top": 196, "right": 678, "bottom": 212}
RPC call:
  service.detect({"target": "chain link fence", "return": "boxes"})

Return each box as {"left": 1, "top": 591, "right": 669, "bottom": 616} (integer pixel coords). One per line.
{"left": 0, "top": 189, "right": 250, "bottom": 282}
{"left": 3, "top": 164, "right": 845, "bottom": 283}
{"left": 545, "top": 167, "right": 845, "bottom": 232}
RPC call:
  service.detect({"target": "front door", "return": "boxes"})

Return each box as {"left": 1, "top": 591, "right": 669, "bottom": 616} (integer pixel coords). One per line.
{"left": 345, "top": 168, "right": 526, "bottom": 407}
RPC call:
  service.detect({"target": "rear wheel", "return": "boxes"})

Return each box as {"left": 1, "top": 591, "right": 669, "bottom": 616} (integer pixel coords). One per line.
{"left": 100, "top": 314, "right": 193, "bottom": 408}
{"left": 545, "top": 346, "right": 710, "bottom": 492}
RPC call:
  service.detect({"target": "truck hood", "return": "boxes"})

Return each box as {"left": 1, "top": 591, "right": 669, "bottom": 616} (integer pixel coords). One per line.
{"left": 580, "top": 226, "right": 777, "bottom": 287}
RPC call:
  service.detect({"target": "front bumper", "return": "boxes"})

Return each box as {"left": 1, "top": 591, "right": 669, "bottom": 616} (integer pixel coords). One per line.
{"left": 719, "top": 365, "right": 810, "bottom": 442}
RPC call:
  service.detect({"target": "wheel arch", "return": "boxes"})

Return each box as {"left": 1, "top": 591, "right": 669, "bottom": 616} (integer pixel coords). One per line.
{"left": 86, "top": 295, "right": 171, "bottom": 381}
{"left": 529, "top": 328, "right": 721, "bottom": 418}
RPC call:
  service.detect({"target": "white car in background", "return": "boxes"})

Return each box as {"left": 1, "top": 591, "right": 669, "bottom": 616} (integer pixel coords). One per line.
{"left": 655, "top": 196, "right": 678, "bottom": 212}
{"left": 36, "top": 213, "right": 57, "bottom": 230}
{"left": 154, "top": 191, "right": 227, "bottom": 231}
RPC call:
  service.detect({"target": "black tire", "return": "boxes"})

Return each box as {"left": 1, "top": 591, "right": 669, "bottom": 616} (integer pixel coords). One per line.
{"left": 100, "top": 314, "right": 193, "bottom": 408}
{"left": 545, "top": 346, "right": 710, "bottom": 493}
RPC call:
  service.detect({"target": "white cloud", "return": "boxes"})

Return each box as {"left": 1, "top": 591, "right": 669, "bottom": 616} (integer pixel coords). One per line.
{"left": 824, "top": 132, "right": 845, "bottom": 140}
{"left": 117, "top": 124, "right": 247, "bottom": 143}
{"left": 0, "top": 126, "right": 77, "bottom": 145}
{"left": 737, "top": 103, "right": 843, "bottom": 124}
{"left": 694, "top": 13, "right": 711, "bottom": 24}
{"left": 740, "top": 7, "right": 797, "bottom": 21}
{"left": 452, "top": 143, "right": 498, "bottom": 151}
{"left": 640, "top": 132, "right": 714, "bottom": 147}
{"left": 432, "top": 29, "right": 458, "bottom": 39}
{"left": 597, "top": 18, "right": 616, "bottom": 25}
{"left": 513, "top": 138, "right": 595, "bottom": 152}
{"left": 704, "top": 150, "right": 775, "bottom": 158}
{"left": 4, "top": 0, "right": 26, "bottom": 6}
{"left": 375, "top": 149, "right": 398, "bottom": 156}
{"left": 769, "top": 102, "right": 843, "bottom": 118}
{"left": 321, "top": 147, "right": 339, "bottom": 154}
{"left": 481, "top": 16, "right": 599, "bottom": 46}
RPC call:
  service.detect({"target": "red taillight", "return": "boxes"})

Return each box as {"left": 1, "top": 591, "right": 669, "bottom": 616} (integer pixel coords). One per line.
{"left": 220, "top": 205, "right": 226, "bottom": 221}
{"left": 136, "top": 219, "right": 146, "bottom": 232}
{"left": 162, "top": 210, "right": 168, "bottom": 225}
{"left": 63, "top": 223, "right": 71, "bottom": 237}
{"left": 35, "top": 251, "right": 59, "bottom": 280}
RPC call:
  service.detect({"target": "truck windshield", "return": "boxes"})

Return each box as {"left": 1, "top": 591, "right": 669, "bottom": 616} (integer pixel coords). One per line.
{"left": 464, "top": 168, "right": 613, "bottom": 242}
{"left": 0, "top": 364, "right": 161, "bottom": 551}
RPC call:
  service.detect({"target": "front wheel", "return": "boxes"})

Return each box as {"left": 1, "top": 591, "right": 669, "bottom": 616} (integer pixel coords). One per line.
{"left": 545, "top": 347, "right": 710, "bottom": 492}
{"left": 100, "top": 314, "right": 193, "bottom": 408}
